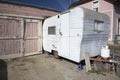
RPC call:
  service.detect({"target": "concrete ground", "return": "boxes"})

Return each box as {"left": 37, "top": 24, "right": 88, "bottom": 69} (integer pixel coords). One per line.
{"left": 7, "top": 53, "right": 120, "bottom": 80}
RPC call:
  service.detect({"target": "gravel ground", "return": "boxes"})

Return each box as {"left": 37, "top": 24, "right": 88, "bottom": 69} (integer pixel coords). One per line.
{"left": 6, "top": 53, "right": 120, "bottom": 80}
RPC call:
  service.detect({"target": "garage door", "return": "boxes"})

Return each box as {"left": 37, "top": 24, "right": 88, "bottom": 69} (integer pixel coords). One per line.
{"left": 23, "top": 19, "right": 42, "bottom": 56}
{"left": 0, "top": 18, "right": 42, "bottom": 59}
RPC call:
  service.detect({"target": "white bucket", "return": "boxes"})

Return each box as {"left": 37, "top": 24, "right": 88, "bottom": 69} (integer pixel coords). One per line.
{"left": 101, "top": 46, "right": 110, "bottom": 58}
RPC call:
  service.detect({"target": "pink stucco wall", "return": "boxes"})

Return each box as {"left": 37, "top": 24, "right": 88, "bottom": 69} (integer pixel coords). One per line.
{"left": 80, "top": 1, "right": 93, "bottom": 10}
{"left": 99, "top": 0, "right": 114, "bottom": 12}
{"left": 113, "top": 6, "right": 120, "bottom": 35}
{"left": 79, "top": 0, "right": 114, "bottom": 12}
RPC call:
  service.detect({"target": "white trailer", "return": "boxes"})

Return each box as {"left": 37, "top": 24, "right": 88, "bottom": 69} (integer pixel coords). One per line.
{"left": 43, "top": 7, "right": 110, "bottom": 63}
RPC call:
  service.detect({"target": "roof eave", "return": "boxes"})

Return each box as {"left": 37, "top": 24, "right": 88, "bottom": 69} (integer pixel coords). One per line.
{"left": 69, "top": 0, "right": 93, "bottom": 9}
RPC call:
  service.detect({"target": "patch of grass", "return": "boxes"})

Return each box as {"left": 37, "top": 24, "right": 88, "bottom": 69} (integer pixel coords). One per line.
{"left": 87, "top": 69, "right": 106, "bottom": 76}
{"left": 109, "top": 45, "right": 120, "bottom": 51}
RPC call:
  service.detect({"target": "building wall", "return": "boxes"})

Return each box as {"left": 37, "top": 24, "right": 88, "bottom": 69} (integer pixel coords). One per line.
{"left": 0, "top": 3, "right": 58, "bottom": 17}
{"left": 114, "top": 5, "right": 120, "bottom": 41}
{"left": 80, "top": 1, "right": 93, "bottom": 9}
{"left": 99, "top": 0, "right": 114, "bottom": 42}
{"left": 78, "top": 0, "right": 120, "bottom": 42}
{"left": 99, "top": 0, "right": 114, "bottom": 12}
{"left": 0, "top": 2, "right": 59, "bottom": 59}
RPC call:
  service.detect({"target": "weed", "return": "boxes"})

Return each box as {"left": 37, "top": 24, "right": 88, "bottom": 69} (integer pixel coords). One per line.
{"left": 87, "top": 69, "right": 106, "bottom": 76}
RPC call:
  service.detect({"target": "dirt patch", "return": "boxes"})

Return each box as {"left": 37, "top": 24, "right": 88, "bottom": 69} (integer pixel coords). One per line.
{"left": 7, "top": 53, "right": 120, "bottom": 80}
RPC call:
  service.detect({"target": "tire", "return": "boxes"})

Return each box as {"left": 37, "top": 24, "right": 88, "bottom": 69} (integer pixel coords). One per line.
{"left": 53, "top": 51, "right": 59, "bottom": 59}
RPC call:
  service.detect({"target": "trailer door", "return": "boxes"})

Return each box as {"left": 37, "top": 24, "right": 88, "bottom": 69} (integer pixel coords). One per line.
{"left": 69, "top": 29, "right": 81, "bottom": 62}
{"left": 59, "top": 13, "right": 70, "bottom": 58}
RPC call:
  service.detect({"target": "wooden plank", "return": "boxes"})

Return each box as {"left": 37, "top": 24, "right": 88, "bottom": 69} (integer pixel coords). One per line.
{"left": 84, "top": 53, "right": 91, "bottom": 71}
{"left": 23, "top": 37, "right": 38, "bottom": 40}
{"left": 37, "top": 20, "right": 42, "bottom": 52}
{"left": 24, "top": 51, "right": 42, "bottom": 56}
{"left": 0, "top": 53, "right": 23, "bottom": 59}
{"left": 0, "top": 37, "right": 21, "bottom": 40}
{"left": 0, "top": 37, "right": 38, "bottom": 40}
{"left": 20, "top": 19, "right": 24, "bottom": 56}
{"left": 90, "top": 57, "right": 110, "bottom": 62}
{"left": 0, "top": 13, "right": 44, "bottom": 19}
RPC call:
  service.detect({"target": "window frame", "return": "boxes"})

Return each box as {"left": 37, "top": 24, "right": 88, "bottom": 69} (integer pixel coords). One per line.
{"left": 94, "top": 20, "right": 104, "bottom": 32}
{"left": 48, "top": 26, "right": 56, "bottom": 35}
{"left": 93, "top": 1, "right": 99, "bottom": 12}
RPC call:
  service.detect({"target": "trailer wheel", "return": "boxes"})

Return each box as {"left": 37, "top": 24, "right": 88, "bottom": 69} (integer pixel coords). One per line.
{"left": 53, "top": 51, "right": 59, "bottom": 59}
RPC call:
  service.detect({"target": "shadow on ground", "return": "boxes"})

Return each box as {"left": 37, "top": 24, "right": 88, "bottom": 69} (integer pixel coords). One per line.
{"left": 0, "top": 59, "right": 8, "bottom": 80}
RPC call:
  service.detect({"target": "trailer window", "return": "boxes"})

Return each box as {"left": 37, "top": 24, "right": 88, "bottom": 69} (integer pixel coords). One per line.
{"left": 94, "top": 20, "right": 104, "bottom": 32}
{"left": 48, "top": 26, "right": 56, "bottom": 35}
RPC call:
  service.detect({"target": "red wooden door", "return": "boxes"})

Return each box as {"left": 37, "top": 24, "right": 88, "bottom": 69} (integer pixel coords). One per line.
{"left": 23, "top": 19, "right": 42, "bottom": 56}
{"left": 0, "top": 18, "right": 22, "bottom": 59}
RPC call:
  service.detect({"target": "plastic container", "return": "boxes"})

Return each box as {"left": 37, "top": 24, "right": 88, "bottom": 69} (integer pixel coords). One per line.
{"left": 101, "top": 46, "right": 110, "bottom": 58}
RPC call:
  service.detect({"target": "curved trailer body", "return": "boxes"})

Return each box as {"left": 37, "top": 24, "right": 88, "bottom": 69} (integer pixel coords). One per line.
{"left": 43, "top": 7, "right": 110, "bottom": 63}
